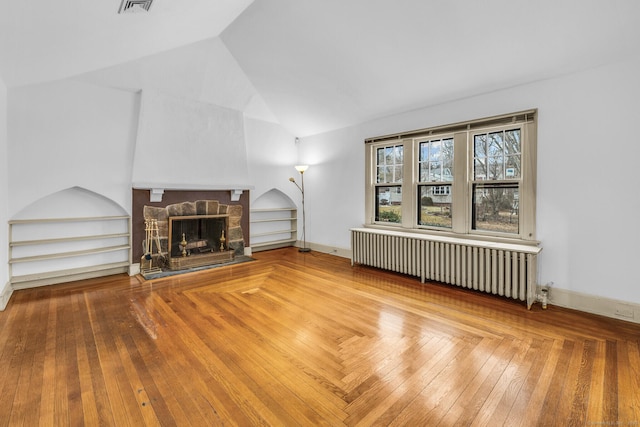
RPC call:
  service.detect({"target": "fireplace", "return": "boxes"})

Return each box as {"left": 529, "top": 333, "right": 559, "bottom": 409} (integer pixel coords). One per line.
{"left": 132, "top": 191, "right": 249, "bottom": 275}
{"left": 167, "top": 214, "right": 234, "bottom": 270}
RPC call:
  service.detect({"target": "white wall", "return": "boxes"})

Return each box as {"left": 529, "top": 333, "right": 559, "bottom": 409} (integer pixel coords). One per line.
{"left": 298, "top": 55, "right": 640, "bottom": 306}
{"left": 0, "top": 76, "right": 9, "bottom": 305}
{"left": 295, "top": 125, "right": 365, "bottom": 250}
{"left": 244, "top": 117, "right": 298, "bottom": 204}
{"left": 7, "top": 80, "right": 139, "bottom": 217}
{"left": 243, "top": 117, "right": 301, "bottom": 248}
{"left": 132, "top": 90, "right": 250, "bottom": 189}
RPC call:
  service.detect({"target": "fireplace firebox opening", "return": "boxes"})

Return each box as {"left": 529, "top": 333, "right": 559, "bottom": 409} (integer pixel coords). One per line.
{"left": 167, "top": 214, "right": 234, "bottom": 270}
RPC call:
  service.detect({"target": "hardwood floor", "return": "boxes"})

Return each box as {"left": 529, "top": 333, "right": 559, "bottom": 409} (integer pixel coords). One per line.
{"left": 1, "top": 247, "right": 639, "bottom": 426}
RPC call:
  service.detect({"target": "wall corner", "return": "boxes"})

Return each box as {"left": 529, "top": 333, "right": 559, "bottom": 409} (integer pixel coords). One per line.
{"left": 0, "top": 281, "right": 13, "bottom": 311}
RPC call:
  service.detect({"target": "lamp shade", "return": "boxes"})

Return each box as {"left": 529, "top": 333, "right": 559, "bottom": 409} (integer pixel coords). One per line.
{"left": 294, "top": 165, "right": 309, "bottom": 173}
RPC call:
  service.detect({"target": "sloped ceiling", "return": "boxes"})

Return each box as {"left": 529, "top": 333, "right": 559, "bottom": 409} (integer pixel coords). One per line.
{"left": 2, "top": 0, "right": 640, "bottom": 137}
{"left": 222, "top": 0, "right": 640, "bottom": 136}
{"left": 0, "top": 0, "right": 254, "bottom": 87}
{"left": 74, "top": 38, "right": 278, "bottom": 123}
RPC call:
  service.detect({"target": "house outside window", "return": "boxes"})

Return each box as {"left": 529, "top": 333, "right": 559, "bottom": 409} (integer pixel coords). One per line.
{"left": 365, "top": 110, "right": 537, "bottom": 243}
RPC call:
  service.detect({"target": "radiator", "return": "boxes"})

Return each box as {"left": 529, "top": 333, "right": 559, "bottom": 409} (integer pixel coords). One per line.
{"left": 351, "top": 228, "right": 541, "bottom": 308}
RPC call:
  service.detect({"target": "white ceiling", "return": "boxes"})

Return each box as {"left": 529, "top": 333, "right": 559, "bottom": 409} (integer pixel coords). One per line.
{"left": 73, "top": 38, "right": 276, "bottom": 119}
{"left": 2, "top": 0, "right": 639, "bottom": 137}
{"left": 0, "top": 0, "right": 253, "bottom": 87}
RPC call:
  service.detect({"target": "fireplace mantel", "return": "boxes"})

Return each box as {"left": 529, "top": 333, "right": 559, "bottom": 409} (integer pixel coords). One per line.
{"left": 134, "top": 183, "right": 254, "bottom": 202}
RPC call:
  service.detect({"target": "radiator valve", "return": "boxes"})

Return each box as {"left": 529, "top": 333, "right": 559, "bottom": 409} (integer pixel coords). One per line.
{"left": 538, "top": 287, "right": 549, "bottom": 309}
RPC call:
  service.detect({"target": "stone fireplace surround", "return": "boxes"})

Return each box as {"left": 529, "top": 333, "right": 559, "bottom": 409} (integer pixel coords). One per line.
{"left": 132, "top": 189, "right": 250, "bottom": 272}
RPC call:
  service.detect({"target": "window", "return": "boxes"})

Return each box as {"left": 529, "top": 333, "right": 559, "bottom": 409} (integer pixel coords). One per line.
{"left": 472, "top": 128, "right": 521, "bottom": 234}
{"left": 365, "top": 110, "right": 537, "bottom": 242}
{"left": 417, "top": 137, "right": 454, "bottom": 229}
{"left": 374, "top": 144, "right": 403, "bottom": 223}
{"left": 432, "top": 186, "right": 451, "bottom": 195}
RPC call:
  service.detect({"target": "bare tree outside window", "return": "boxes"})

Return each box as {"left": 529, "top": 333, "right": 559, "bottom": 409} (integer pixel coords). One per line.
{"left": 472, "top": 129, "right": 521, "bottom": 234}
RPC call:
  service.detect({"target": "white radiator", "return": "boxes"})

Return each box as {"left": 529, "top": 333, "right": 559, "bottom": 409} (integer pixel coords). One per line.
{"left": 351, "top": 228, "right": 541, "bottom": 308}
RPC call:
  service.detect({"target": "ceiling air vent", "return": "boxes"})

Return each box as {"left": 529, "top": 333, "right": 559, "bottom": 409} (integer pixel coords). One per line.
{"left": 118, "top": 0, "right": 153, "bottom": 14}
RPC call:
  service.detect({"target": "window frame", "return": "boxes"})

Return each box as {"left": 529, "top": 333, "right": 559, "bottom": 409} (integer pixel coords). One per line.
{"left": 372, "top": 143, "right": 405, "bottom": 225}
{"left": 365, "top": 110, "right": 537, "bottom": 244}
{"left": 415, "top": 134, "right": 455, "bottom": 231}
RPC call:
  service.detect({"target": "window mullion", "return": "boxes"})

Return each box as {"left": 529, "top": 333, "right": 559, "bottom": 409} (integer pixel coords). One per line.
{"left": 451, "top": 131, "right": 468, "bottom": 233}
{"left": 401, "top": 139, "right": 414, "bottom": 229}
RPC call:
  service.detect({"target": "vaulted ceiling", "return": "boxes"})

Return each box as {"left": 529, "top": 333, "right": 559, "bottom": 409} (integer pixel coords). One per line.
{"left": 1, "top": 0, "right": 639, "bottom": 137}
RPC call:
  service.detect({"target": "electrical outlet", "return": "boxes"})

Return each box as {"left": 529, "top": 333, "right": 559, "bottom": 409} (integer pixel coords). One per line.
{"left": 614, "top": 305, "right": 634, "bottom": 319}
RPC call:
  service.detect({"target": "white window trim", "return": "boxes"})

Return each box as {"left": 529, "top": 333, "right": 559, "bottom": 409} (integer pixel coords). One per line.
{"left": 364, "top": 110, "right": 538, "bottom": 245}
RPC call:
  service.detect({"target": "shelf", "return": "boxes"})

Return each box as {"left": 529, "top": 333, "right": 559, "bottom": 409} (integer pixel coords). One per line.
{"left": 252, "top": 239, "right": 297, "bottom": 249}
{"left": 10, "top": 244, "right": 131, "bottom": 264}
{"left": 250, "top": 208, "right": 296, "bottom": 213}
{"left": 8, "top": 215, "right": 132, "bottom": 289}
{"left": 10, "top": 233, "right": 130, "bottom": 247}
{"left": 251, "top": 229, "right": 297, "bottom": 238}
{"left": 9, "top": 215, "right": 129, "bottom": 225}
{"left": 250, "top": 218, "right": 296, "bottom": 224}
{"left": 249, "top": 207, "right": 297, "bottom": 251}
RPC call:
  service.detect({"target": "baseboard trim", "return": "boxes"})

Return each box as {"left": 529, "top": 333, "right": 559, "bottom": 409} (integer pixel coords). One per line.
{"left": 0, "top": 281, "right": 14, "bottom": 311}
{"left": 294, "top": 241, "right": 351, "bottom": 259}
{"left": 12, "top": 267, "right": 130, "bottom": 290}
{"left": 547, "top": 287, "right": 640, "bottom": 324}
{"left": 129, "top": 263, "right": 141, "bottom": 276}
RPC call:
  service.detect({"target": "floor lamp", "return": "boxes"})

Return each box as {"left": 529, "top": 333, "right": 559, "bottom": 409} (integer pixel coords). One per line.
{"left": 289, "top": 165, "right": 311, "bottom": 252}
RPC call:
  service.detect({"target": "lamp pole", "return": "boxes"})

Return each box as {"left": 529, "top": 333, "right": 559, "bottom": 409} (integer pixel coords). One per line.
{"left": 290, "top": 165, "right": 310, "bottom": 252}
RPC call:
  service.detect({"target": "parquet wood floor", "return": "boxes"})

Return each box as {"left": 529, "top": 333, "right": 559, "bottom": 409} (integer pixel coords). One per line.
{"left": 1, "top": 247, "right": 639, "bottom": 426}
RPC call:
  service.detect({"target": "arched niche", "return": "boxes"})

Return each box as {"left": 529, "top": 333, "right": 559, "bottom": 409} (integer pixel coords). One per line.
{"left": 12, "top": 187, "right": 127, "bottom": 220}
{"left": 252, "top": 188, "right": 296, "bottom": 210}
{"left": 250, "top": 188, "right": 298, "bottom": 252}
{"left": 9, "top": 187, "right": 131, "bottom": 289}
